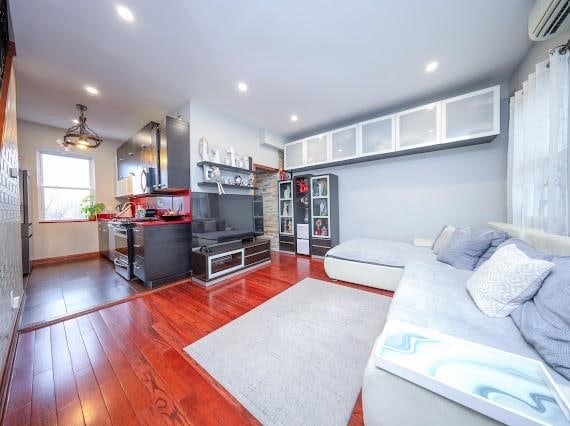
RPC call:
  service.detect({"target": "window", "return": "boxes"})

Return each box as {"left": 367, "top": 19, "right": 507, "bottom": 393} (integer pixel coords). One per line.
{"left": 38, "top": 152, "right": 94, "bottom": 221}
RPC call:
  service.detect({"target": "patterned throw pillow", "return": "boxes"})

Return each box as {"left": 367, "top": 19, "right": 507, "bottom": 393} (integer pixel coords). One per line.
{"left": 466, "top": 244, "right": 554, "bottom": 318}
{"left": 431, "top": 225, "right": 456, "bottom": 255}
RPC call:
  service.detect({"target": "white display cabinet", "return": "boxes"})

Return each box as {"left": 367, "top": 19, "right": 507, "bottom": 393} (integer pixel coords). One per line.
{"left": 396, "top": 103, "right": 440, "bottom": 151}
{"left": 284, "top": 140, "right": 305, "bottom": 170}
{"left": 331, "top": 125, "right": 358, "bottom": 161}
{"left": 361, "top": 115, "right": 395, "bottom": 156}
{"left": 305, "top": 134, "right": 329, "bottom": 165}
{"left": 283, "top": 84, "right": 501, "bottom": 171}
{"left": 442, "top": 85, "right": 500, "bottom": 143}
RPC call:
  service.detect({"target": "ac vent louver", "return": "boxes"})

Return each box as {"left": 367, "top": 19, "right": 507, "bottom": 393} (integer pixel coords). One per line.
{"left": 529, "top": 0, "right": 570, "bottom": 41}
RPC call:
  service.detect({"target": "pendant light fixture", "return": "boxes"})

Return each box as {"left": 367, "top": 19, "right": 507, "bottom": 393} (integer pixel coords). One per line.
{"left": 57, "top": 104, "right": 102, "bottom": 150}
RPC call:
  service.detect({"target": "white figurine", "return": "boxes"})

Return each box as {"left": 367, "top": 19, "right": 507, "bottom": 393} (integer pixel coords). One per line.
{"left": 226, "top": 145, "right": 236, "bottom": 167}
{"left": 211, "top": 146, "right": 221, "bottom": 163}
{"left": 199, "top": 137, "right": 209, "bottom": 161}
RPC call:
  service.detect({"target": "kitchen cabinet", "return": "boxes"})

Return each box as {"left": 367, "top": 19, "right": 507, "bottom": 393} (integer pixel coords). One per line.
{"left": 283, "top": 84, "right": 500, "bottom": 171}
{"left": 132, "top": 223, "right": 192, "bottom": 288}
{"left": 98, "top": 220, "right": 110, "bottom": 259}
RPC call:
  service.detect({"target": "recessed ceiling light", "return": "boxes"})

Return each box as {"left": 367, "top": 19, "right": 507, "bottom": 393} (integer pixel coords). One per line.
{"left": 85, "top": 85, "right": 99, "bottom": 95}
{"left": 72, "top": 119, "right": 79, "bottom": 124}
{"left": 425, "top": 61, "right": 439, "bottom": 73}
{"left": 290, "top": 114, "right": 298, "bottom": 122}
{"left": 237, "top": 81, "right": 248, "bottom": 93}
{"left": 116, "top": 5, "right": 134, "bottom": 22}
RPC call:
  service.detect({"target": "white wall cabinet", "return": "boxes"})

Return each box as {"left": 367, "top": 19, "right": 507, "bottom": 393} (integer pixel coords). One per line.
{"left": 361, "top": 115, "right": 395, "bottom": 156}
{"left": 442, "top": 85, "right": 500, "bottom": 143}
{"left": 331, "top": 126, "right": 357, "bottom": 161}
{"left": 284, "top": 84, "right": 500, "bottom": 170}
{"left": 397, "top": 103, "right": 439, "bottom": 150}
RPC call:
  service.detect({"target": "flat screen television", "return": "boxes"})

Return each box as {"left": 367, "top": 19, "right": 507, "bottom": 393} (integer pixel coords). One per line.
{"left": 191, "top": 192, "right": 256, "bottom": 248}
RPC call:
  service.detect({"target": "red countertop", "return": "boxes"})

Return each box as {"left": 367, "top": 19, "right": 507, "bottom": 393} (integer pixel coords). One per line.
{"left": 135, "top": 218, "right": 192, "bottom": 226}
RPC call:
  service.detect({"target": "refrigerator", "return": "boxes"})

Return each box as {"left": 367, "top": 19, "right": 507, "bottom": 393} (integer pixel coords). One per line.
{"left": 20, "top": 170, "right": 32, "bottom": 275}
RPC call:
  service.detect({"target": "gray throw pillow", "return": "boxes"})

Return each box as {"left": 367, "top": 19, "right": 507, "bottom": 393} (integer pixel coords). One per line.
{"left": 436, "top": 227, "right": 493, "bottom": 270}
{"left": 473, "top": 227, "right": 509, "bottom": 269}
{"left": 509, "top": 243, "right": 570, "bottom": 380}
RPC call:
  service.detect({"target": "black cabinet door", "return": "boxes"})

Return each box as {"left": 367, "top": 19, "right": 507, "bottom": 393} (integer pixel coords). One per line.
{"left": 117, "top": 143, "right": 129, "bottom": 180}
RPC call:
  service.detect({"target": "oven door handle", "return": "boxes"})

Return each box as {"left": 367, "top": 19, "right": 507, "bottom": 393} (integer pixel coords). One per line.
{"left": 114, "top": 258, "right": 129, "bottom": 268}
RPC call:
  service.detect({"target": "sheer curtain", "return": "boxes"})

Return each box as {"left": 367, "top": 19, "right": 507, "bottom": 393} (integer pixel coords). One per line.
{"left": 508, "top": 47, "right": 569, "bottom": 236}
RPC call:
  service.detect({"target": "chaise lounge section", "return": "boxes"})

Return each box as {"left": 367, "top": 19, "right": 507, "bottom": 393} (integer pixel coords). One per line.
{"left": 361, "top": 222, "right": 570, "bottom": 425}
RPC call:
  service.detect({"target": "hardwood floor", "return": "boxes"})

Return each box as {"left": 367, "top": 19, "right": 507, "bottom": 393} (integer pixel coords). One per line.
{"left": 5, "top": 253, "right": 392, "bottom": 425}
{"left": 21, "top": 257, "right": 151, "bottom": 329}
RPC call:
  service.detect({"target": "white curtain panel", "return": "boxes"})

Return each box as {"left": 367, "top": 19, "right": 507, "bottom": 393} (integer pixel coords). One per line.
{"left": 508, "top": 49, "right": 569, "bottom": 236}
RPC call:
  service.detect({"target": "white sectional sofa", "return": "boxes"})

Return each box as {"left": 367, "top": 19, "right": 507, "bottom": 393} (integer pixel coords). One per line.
{"left": 324, "top": 238, "right": 435, "bottom": 291}
{"left": 361, "top": 222, "right": 570, "bottom": 425}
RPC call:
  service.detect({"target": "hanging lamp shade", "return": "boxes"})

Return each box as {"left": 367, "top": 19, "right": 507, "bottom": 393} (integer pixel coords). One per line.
{"left": 58, "top": 104, "right": 102, "bottom": 150}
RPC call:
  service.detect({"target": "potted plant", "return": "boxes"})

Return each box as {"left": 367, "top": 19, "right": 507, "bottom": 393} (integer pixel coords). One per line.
{"left": 80, "top": 195, "right": 105, "bottom": 221}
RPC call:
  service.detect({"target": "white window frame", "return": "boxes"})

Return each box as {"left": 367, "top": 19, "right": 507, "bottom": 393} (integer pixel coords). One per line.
{"left": 37, "top": 150, "right": 96, "bottom": 221}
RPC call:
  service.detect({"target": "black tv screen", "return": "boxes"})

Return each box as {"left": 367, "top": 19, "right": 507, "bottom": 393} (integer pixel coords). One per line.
{"left": 191, "top": 192, "right": 255, "bottom": 247}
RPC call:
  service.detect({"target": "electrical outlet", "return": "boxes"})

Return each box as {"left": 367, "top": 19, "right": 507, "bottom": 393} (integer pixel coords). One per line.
{"left": 10, "top": 291, "right": 20, "bottom": 310}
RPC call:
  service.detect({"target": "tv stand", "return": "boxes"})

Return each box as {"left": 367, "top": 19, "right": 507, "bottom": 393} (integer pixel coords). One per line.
{"left": 192, "top": 238, "right": 271, "bottom": 286}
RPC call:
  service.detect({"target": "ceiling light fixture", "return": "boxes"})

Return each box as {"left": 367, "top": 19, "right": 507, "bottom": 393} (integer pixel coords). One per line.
{"left": 85, "top": 85, "right": 99, "bottom": 95}
{"left": 237, "top": 81, "right": 248, "bottom": 93}
{"left": 57, "top": 104, "right": 103, "bottom": 150}
{"left": 72, "top": 119, "right": 79, "bottom": 124}
{"left": 425, "top": 61, "right": 439, "bottom": 73}
{"left": 290, "top": 114, "right": 299, "bottom": 122}
{"left": 116, "top": 4, "right": 134, "bottom": 22}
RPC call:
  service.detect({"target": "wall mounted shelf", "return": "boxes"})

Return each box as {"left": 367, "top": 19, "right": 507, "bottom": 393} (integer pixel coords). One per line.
{"left": 197, "top": 181, "right": 257, "bottom": 190}
{"left": 197, "top": 161, "right": 252, "bottom": 174}
{"left": 284, "top": 85, "right": 501, "bottom": 172}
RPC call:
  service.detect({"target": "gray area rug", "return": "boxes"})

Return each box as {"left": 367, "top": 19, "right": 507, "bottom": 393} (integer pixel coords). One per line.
{"left": 184, "top": 278, "right": 391, "bottom": 425}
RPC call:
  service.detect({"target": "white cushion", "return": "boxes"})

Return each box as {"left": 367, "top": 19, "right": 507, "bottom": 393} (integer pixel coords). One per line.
{"left": 432, "top": 225, "right": 456, "bottom": 255}
{"left": 466, "top": 244, "right": 554, "bottom": 317}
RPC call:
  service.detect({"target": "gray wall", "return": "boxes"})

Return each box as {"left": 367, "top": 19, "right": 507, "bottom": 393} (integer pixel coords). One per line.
{"left": 510, "top": 31, "right": 570, "bottom": 93}
{"left": 295, "top": 81, "right": 509, "bottom": 243}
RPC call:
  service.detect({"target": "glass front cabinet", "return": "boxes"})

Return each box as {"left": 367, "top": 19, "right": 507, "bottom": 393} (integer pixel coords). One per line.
{"left": 283, "top": 84, "right": 500, "bottom": 171}
{"left": 309, "top": 174, "right": 339, "bottom": 257}
{"left": 278, "top": 180, "right": 295, "bottom": 252}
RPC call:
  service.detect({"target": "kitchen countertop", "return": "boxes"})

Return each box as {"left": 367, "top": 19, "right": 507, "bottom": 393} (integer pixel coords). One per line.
{"left": 134, "top": 218, "right": 192, "bottom": 226}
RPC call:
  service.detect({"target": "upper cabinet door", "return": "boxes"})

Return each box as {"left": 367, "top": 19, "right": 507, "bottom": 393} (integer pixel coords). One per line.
{"left": 361, "top": 115, "right": 395, "bottom": 156}
{"left": 331, "top": 126, "right": 357, "bottom": 160}
{"left": 442, "top": 85, "right": 500, "bottom": 143}
{"left": 305, "top": 134, "right": 329, "bottom": 165}
{"left": 284, "top": 140, "right": 305, "bottom": 170}
{"left": 397, "top": 103, "right": 440, "bottom": 150}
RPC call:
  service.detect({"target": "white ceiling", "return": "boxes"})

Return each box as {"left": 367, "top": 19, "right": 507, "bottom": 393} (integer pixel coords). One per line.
{"left": 11, "top": 0, "right": 534, "bottom": 142}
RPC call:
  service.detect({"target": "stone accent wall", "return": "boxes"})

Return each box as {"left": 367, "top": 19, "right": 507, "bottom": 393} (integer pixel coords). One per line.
{"left": 255, "top": 151, "right": 283, "bottom": 250}
{"left": 0, "top": 64, "right": 22, "bottom": 372}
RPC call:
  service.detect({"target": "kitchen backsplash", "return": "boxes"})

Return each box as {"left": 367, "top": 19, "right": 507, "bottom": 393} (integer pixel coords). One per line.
{"left": 131, "top": 191, "right": 191, "bottom": 216}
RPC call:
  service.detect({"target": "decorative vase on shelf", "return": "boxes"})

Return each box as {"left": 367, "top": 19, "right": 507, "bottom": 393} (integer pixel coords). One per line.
{"left": 199, "top": 137, "right": 209, "bottom": 161}
{"left": 226, "top": 145, "right": 236, "bottom": 167}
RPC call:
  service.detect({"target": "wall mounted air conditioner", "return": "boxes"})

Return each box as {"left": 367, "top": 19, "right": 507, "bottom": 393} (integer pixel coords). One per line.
{"left": 529, "top": 0, "right": 570, "bottom": 41}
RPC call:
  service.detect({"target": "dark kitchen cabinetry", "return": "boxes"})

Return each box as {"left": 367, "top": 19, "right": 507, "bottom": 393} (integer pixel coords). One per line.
{"left": 98, "top": 220, "right": 110, "bottom": 259}
{"left": 132, "top": 223, "right": 192, "bottom": 288}
{"left": 115, "top": 116, "right": 189, "bottom": 195}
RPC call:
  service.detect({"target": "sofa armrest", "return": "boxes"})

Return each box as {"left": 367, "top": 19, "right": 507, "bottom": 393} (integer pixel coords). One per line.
{"left": 413, "top": 238, "right": 434, "bottom": 248}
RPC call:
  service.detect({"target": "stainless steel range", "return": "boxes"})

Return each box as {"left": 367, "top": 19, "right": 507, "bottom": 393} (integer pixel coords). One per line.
{"left": 110, "top": 220, "right": 134, "bottom": 280}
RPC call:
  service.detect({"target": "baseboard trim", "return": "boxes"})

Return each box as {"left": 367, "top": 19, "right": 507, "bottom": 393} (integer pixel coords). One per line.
{"left": 0, "top": 276, "right": 28, "bottom": 424}
{"left": 31, "top": 251, "right": 101, "bottom": 267}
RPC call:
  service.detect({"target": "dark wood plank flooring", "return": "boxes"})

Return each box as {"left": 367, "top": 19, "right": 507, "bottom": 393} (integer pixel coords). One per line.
{"left": 6, "top": 252, "right": 392, "bottom": 425}
{"left": 21, "top": 257, "right": 149, "bottom": 329}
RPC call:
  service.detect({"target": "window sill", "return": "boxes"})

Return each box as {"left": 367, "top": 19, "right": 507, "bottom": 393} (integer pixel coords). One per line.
{"left": 39, "top": 219, "right": 95, "bottom": 224}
